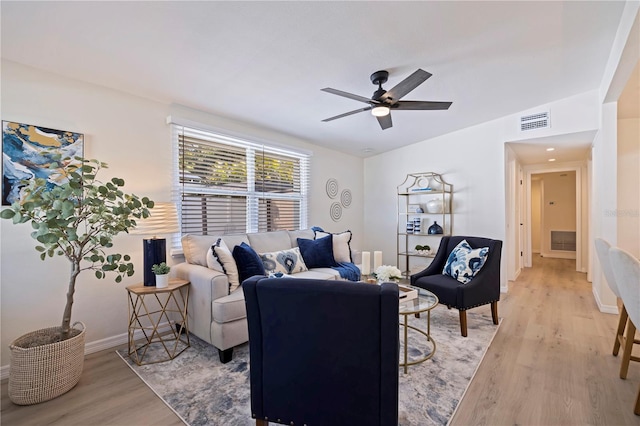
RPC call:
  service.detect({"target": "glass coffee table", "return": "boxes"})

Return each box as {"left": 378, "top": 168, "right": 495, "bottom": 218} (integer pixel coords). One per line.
{"left": 398, "top": 285, "right": 439, "bottom": 374}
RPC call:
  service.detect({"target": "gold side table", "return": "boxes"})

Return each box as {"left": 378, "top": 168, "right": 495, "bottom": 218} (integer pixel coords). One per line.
{"left": 127, "top": 279, "right": 190, "bottom": 365}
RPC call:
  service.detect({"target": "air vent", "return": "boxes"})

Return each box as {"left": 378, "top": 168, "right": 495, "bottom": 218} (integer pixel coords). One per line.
{"left": 520, "top": 111, "right": 550, "bottom": 131}
{"left": 550, "top": 230, "right": 576, "bottom": 251}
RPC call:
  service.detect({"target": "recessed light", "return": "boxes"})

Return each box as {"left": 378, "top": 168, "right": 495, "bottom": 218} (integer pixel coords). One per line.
{"left": 546, "top": 148, "right": 555, "bottom": 151}
{"left": 548, "top": 158, "right": 556, "bottom": 162}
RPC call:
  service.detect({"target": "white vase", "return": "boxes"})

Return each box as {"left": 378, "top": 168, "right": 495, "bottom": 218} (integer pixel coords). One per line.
{"left": 426, "top": 198, "right": 443, "bottom": 213}
{"left": 155, "top": 274, "right": 169, "bottom": 288}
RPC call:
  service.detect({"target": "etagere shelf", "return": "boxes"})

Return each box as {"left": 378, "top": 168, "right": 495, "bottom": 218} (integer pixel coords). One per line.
{"left": 397, "top": 172, "right": 453, "bottom": 277}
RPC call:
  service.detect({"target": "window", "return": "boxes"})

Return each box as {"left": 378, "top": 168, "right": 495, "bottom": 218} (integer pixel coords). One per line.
{"left": 173, "top": 125, "right": 309, "bottom": 240}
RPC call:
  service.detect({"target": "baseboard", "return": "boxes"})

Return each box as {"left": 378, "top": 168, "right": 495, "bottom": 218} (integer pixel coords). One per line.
{"left": 0, "top": 322, "right": 173, "bottom": 380}
{"left": 541, "top": 251, "right": 576, "bottom": 260}
{"left": 592, "top": 287, "right": 619, "bottom": 315}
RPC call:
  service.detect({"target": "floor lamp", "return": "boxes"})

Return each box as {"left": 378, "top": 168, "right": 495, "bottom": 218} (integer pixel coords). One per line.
{"left": 130, "top": 202, "right": 180, "bottom": 286}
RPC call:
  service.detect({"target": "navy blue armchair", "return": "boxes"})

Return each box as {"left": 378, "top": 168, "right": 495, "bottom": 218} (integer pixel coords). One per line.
{"left": 411, "top": 236, "right": 502, "bottom": 337}
{"left": 243, "top": 276, "right": 399, "bottom": 426}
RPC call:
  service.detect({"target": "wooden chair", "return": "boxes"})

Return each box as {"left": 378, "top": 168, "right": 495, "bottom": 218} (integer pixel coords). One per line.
{"left": 595, "top": 238, "right": 639, "bottom": 362}
{"left": 609, "top": 247, "right": 640, "bottom": 415}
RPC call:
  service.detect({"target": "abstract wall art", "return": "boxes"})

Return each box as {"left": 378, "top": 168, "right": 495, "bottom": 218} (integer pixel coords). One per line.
{"left": 2, "top": 121, "right": 84, "bottom": 205}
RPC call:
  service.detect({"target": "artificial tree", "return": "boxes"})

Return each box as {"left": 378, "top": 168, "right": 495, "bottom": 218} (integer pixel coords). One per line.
{"left": 1, "top": 154, "right": 154, "bottom": 342}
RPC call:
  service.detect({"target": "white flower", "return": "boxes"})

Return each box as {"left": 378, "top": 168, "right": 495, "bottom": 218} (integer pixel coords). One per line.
{"left": 373, "top": 265, "right": 403, "bottom": 282}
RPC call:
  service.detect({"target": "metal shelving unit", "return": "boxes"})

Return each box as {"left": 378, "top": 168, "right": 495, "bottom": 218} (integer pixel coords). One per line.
{"left": 397, "top": 172, "right": 453, "bottom": 277}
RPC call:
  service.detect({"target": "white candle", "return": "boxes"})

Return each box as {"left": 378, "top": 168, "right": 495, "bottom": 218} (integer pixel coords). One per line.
{"left": 374, "top": 251, "right": 382, "bottom": 271}
{"left": 361, "top": 251, "right": 371, "bottom": 276}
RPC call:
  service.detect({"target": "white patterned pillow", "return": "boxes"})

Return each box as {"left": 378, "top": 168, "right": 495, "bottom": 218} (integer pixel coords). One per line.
{"left": 443, "top": 239, "right": 489, "bottom": 284}
{"left": 260, "top": 247, "right": 308, "bottom": 275}
{"left": 212, "top": 239, "right": 240, "bottom": 292}
{"left": 314, "top": 230, "right": 352, "bottom": 263}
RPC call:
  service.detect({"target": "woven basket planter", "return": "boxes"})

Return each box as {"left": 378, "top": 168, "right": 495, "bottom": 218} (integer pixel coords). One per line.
{"left": 8, "top": 322, "right": 86, "bottom": 405}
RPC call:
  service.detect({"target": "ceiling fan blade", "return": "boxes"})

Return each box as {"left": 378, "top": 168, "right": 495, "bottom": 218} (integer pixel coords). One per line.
{"left": 382, "top": 69, "right": 432, "bottom": 103}
{"left": 321, "top": 88, "right": 373, "bottom": 104}
{"left": 394, "top": 100, "right": 452, "bottom": 110}
{"left": 376, "top": 113, "right": 393, "bottom": 130}
{"left": 322, "top": 106, "right": 372, "bottom": 122}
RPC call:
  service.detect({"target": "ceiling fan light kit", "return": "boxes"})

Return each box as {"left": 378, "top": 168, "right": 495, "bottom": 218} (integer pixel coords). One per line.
{"left": 371, "top": 106, "right": 390, "bottom": 117}
{"left": 322, "top": 68, "right": 452, "bottom": 130}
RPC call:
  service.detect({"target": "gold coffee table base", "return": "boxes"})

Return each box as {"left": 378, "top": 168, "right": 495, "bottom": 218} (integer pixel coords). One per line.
{"left": 398, "top": 286, "right": 438, "bottom": 374}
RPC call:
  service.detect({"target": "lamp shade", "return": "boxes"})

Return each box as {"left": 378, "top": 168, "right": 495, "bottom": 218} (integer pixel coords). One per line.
{"left": 130, "top": 202, "right": 180, "bottom": 237}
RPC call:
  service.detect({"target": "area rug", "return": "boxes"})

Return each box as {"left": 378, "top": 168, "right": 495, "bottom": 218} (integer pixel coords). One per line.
{"left": 117, "top": 306, "right": 499, "bottom": 426}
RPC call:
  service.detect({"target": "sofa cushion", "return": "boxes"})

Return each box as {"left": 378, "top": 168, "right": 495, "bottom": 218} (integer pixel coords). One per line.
{"left": 315, "top": 230, "right": 353, "bottom": 263}
{"left": 233, "top": 242, "right": 266, "bottom": 284}
{"left": 260, "top": 247, "right": 308, "bottom": 275}
{"left": 443, "top": 239, "right": 489, "bottom": 284}
{"left": 298, "top": 268, "right": 340, "bottom": 280}
{"left": 287, "top": 229, "right": 315, "bottom": 247}
{"left": 297, "top": 235, "right": 338, "bottom": 269}
{"left": 213, "top": 239, "right": 241, "bottom": 292}
{"left": 182, "top": 234, "right": 220, "bottom": 267}
{"left": 212, "top": 287, "right": 247, "bottom": 324}
{"left": 248, "top": 230, "right": 292, "bottom": 253}
{"left": 221, "top": 234, "right": 250, "bottom": 252}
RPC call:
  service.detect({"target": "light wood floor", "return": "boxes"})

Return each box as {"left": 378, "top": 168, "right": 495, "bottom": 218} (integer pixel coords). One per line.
{"left": 452, "top": 256, "right": 640, "bottom": 425}
{"left": 2, "top": 257, "right": 639, "bottom": 425}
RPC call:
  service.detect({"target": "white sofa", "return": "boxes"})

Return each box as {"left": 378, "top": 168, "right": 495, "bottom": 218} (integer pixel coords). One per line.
{"left": 174, "top": 229, "right": 360, "bottom": 362}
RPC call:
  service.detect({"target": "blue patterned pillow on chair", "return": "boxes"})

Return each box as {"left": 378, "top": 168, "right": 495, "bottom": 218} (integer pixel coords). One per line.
{"left": 443, "top": 239, "right": 489, "bottom": 284}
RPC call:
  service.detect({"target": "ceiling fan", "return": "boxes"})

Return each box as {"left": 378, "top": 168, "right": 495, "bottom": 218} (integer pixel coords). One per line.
{"left": 321, "top": 69, "right": 452, "bottom": 130}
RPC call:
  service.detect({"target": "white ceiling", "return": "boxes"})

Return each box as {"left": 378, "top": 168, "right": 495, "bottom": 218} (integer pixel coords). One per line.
{"left": 0, "top": 1, "right": 629, "bottom": 158}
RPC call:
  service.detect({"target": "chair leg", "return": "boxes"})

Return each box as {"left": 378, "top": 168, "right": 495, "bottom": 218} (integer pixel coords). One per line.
{"left": 614, "top": 304, "right": 628, "bottom": 356}
{"left": 459, "top": 310, "right": 468, "bottom": 337}
{"left": 491, "top": 301, "right": 499, "bottom": 325}
{"left": 620, "top": 320, "right": 637, "bottom": 379}
{"left": 635, "top": 385, "right": 640, "bottom": 416}
{"left": 257, "top": 419, "right": 269, "bottom": 426}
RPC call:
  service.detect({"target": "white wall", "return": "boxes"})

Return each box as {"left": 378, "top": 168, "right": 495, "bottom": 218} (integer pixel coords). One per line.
{"left": 617, "top": 117, "right": 640, "bottom": 257}
{"left": 0, "top": 60, "right": 364, "bottom": 370}
{"left": 531, "top": 178, "right": 542, "bottom": 252}
{"left": 363, "top": 91, "right": 601, "bottom": 292}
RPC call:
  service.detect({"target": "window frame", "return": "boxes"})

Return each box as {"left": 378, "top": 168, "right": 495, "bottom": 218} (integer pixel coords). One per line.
{"left": 170, "top": 120, "right": 310, "bottom": 250}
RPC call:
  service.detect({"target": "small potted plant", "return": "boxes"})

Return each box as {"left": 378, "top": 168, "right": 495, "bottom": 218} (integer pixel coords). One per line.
{"left": 152, "top": 262, "right": 171, "bottom": 288}
{"left": 415, "top": 244, "right": 431, "bottom": 255}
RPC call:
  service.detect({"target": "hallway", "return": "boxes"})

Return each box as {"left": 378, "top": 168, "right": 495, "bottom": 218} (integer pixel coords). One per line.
{"left": 452, "top": 256, "right": 640, "bottom": 425}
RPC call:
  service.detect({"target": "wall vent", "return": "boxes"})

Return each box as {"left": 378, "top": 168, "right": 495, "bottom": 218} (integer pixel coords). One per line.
{"left": 520, "top": 111, "right": 550, "bottom": 131}
{"left": 550, "top": 230, "right": 576, "bottom": 251}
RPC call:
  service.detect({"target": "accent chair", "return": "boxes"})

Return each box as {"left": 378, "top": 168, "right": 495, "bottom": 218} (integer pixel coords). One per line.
{"left": 243, "top": 276, "right": 400, "bottom": 426}
{"left": 410, "top": 235, "right": 502, "bottom": 337}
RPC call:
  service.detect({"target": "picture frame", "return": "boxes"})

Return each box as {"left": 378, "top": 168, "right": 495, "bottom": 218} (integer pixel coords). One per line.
{"left": 2, "top": 121, "right": 84, "bottom": 205}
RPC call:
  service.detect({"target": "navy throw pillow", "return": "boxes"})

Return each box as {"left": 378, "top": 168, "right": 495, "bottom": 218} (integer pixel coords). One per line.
{"left": 232, "top": 242, "right": 266, "bottom": 285}
{"left": 297, "top": 235, "right": 338, "bottom": 268}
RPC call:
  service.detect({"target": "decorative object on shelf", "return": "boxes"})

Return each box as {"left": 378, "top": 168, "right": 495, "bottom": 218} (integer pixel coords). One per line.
{"left": 330, "top": 202, "right": 342, "bottom": 221}
{"left": 129, "top": 202, "right": 180, "bottom": 286}
{"left": 413, "top": 218, "right": 422, "bottom": 233}
{"left": 152, "top": 262, "right": 171, "bottom": 288}
{"left": 373, "top": 265, "right": 402, "bottom": 283}
{"left": 340, "top": 189, "right": 352, "bottom": 208}
{"left": 325, "top": 178, "right": 339, "bottom": 199}
{"left": 428, "top": 221, "right": 444, "bottom": 235}
{"left": 415, "top": 244, "right": 432, "bottom": 255}
{"left": 0, "top": 155, "right": 153, "bottom": 405}
{"left": 426, "top": 198, "right": 444, "bottom": 214}
{"left": 2, "top": 121, "right": 84, "bottom": 206}
{"left": 416, "top": 206, "right": 424, "bottom": 213}
{"left": 406, "top": 221, "right": 414, "bottom": 234}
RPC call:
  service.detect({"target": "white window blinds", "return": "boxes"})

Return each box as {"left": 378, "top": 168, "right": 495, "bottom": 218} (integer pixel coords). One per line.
{"left": 173, "top": 125, "right": 309, "bottom": 240}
